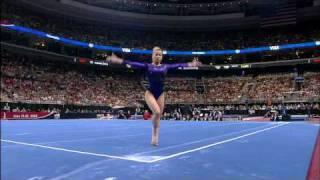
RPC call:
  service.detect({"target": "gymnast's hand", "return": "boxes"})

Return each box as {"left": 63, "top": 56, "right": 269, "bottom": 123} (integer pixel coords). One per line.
{"left": 188, "top": 57, "right": 202, "bottom": 67}
{"left": 106, "top": 53, "right": 124, "bottom": 64}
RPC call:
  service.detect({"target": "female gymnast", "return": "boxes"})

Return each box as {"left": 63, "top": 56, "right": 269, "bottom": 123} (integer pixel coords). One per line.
{"left": 107, "top": 47, "right": 201, "bottom": 146}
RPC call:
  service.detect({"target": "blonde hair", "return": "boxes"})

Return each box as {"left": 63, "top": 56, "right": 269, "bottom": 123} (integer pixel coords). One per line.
{"left": 153, "top": 46, "right": 162, "bottom": 52}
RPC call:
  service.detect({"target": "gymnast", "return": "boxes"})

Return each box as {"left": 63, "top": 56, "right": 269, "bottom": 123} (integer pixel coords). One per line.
{"left": 107, "top": 47, "right": 201, "bottom": 146}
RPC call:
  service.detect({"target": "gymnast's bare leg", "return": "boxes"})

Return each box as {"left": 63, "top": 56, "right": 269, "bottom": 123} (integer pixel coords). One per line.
{"left": 145, "top": 90, "right": 165, "bottom": 146}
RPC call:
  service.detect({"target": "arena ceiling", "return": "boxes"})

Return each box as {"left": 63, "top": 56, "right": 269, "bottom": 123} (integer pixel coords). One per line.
{"left": 75, "top": 0, "right": 251, "bottom": 8}
{"left": 146, "top": 0, "right": 235, "bottom": 3}
{"left": 73, "top": 0, "right": 307, "bottom": 6}
{"left": 6, "top": 0, "right": 319, "bottom": 31}
{"left": 80, "top": 0, "right": 236, "bottom": 4}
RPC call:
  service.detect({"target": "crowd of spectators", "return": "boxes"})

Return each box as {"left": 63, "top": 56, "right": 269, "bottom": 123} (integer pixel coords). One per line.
{"left": 301, "top": 72, "right": 320, "bottom": 97}
{"left": 1, "top": 2, "right": 320, "bottom": 122}
{"left": 163, "top": 107, "right": 224, "bottom": 121}
{"left": 248, "top": 73, "right": 295, "bottom": 101}
{"left": 165, "top": 78, "right": 198, "bottom": 104}
{"left": 1, "top": 3, "right": 320, "bottom": 111}
{"left": 203, "top": 77, "right": 249, "bottom": 103}
{"left": 1, "top": 54, "right": 144, "bottom": 107}
{"left": 161, "top": 102, "right": 320, "bottom": 120}
{"left": 1, "top": 52, "right": 320, "bottom": 108}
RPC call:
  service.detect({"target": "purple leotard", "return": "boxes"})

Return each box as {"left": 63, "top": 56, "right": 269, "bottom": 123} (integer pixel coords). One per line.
{"left": 123, "top": 60, "right": 188, "bottom": 99}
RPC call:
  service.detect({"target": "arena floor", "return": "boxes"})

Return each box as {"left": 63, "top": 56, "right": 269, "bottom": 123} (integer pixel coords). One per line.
{"left": 1, "top": 119, "right": 319, "bottom": 180}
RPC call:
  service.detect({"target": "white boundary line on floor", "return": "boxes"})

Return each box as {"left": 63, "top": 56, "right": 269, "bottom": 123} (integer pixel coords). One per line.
{"left": 3, "top": 122, "right": 258, "bottom": 145}
{"left": 1, "top": 122, "right": 254, "bottom": 148}
{"left": 147, "top": 122, "right": 290, "bottom": 163}
{"left": 128, "top": 123, "right": 275, "bottom": 156}
{"left": 0, "top": 139, "right": 151, "bottom": 163}
{"left": 0, "top": 122, "right": 290, "bottom": 163}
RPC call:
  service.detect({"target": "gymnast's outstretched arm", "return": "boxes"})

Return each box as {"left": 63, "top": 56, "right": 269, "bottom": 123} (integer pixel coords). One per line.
{"left": 166, "top": 57, "right": 201, "bottom": 70}
{"left": 106, "top": 53, "right": 147, "bottom": 69}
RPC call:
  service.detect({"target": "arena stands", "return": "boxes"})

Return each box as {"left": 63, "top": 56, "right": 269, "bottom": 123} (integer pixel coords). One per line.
{"left": 248, "top": 73, "right": 295, "bottom": 102}
{"left": 203, "top": 76, "right": 250, "bottom": 103}
{"left": 1, "top": 1, "right": 320, "bottom": 118}
{"left": 1, "top": 51, "right": 320, "bottom": 110}
{"left": 1, "top": 53, "right": 144, "bottom": 107}
{"left": 302, "top": 72, "right": 320, "bottom": 97}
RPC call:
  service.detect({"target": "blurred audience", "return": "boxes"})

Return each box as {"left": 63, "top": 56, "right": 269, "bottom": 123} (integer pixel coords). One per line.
{"left": 1, "top": 53, "right": 319, "bottom": 107}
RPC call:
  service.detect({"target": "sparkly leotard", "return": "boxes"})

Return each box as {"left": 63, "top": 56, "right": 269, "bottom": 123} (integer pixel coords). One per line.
{"left": 123, "top": 60, "right": 188, "bottom": 99}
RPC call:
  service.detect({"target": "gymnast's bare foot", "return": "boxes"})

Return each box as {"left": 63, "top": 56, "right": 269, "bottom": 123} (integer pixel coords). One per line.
{"left": 151, "top": 137, "right": 159, "bottom": 146}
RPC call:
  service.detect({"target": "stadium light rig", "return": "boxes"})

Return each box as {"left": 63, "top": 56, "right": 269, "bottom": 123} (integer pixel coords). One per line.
{"left": 88, "top": 43, "right": 94, "bottom": 48}
{"left": 46, "top": 34, "right": 60, "bottom": 41}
